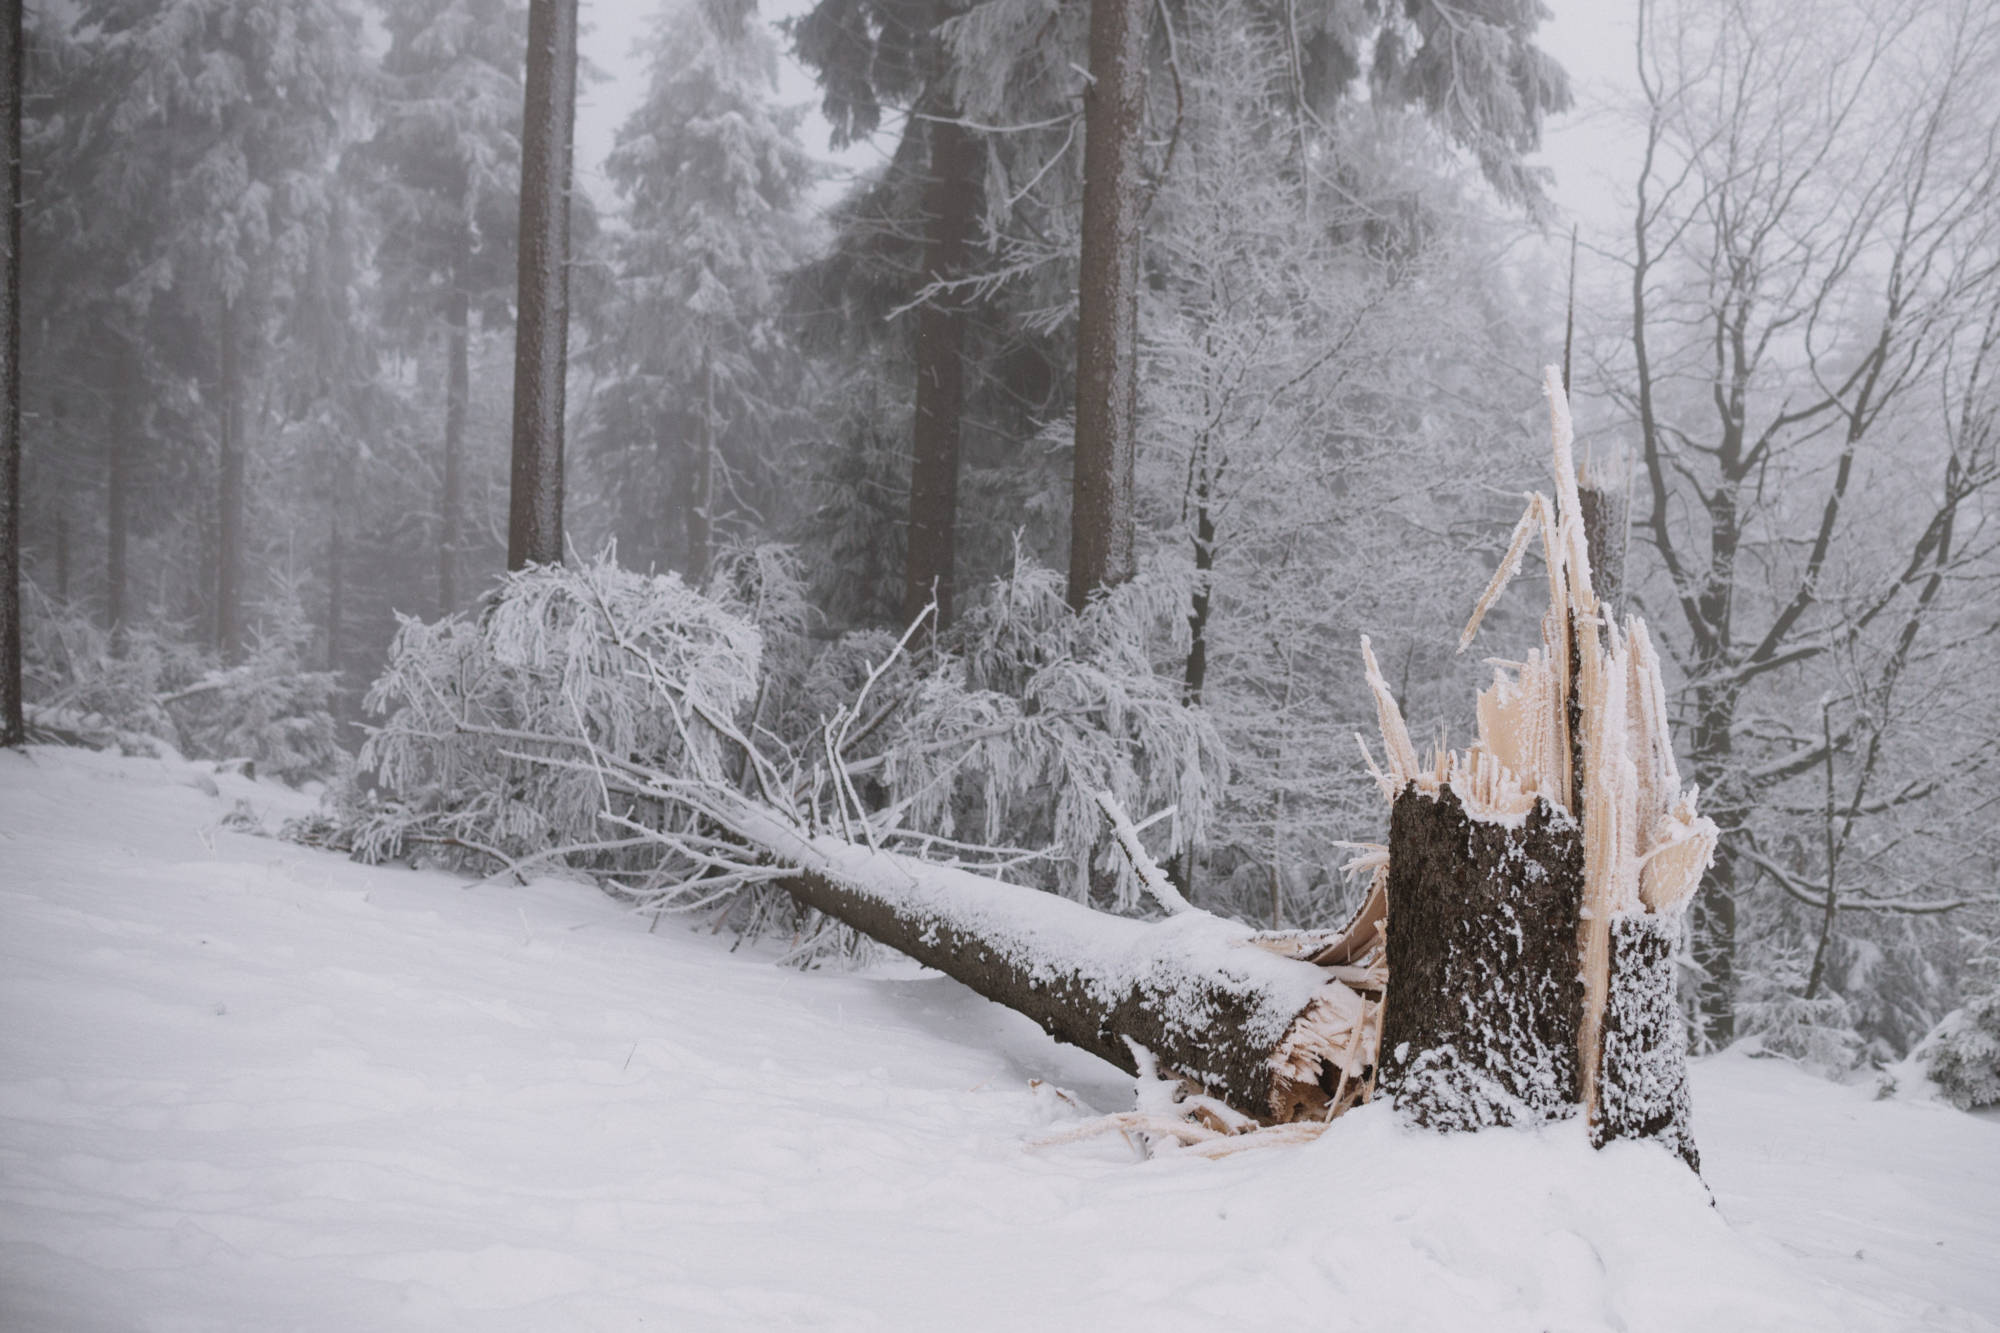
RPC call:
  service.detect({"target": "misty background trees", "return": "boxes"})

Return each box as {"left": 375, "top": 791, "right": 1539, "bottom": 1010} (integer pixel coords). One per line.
{"left": 3, "top": 0, "right": 1996, "bottom": 1081}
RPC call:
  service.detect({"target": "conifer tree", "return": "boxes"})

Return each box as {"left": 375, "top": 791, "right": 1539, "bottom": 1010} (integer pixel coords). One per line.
{"left": 588, "top": 0, "right": 814, "bottom": 577}
{"left": 367, "top": 0, "right": 525, "bottom": 614}
{"left": 68, "top": 0, "right": 364, "bottom": 658}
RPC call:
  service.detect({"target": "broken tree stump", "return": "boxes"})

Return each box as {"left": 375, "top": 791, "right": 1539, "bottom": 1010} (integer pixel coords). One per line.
{"left": 1359, "top": 367, "right": 1713, "bottom": 1167}
{"left": 1596, "top": 913, "right": 1700, "bottom": 1169}
{"left": 1377, "top": 782, "right": 1584, "bottom": 1130}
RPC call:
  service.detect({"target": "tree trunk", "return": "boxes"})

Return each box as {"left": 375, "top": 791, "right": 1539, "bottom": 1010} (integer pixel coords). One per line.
{"left": 904, "top": 107, "right": 978, "bottom": 629}
{"left": 1568, "top": 473, "right": 1698, "bottom": 1163}
{"left": 506, "top": 0, "right": 577, "bottom": 572}
{"left": 216, "top": 297, "right": 245, "bottom": 661}
{"left": 1689, "top": 685, "right": 1737, "bottom": 1049}
{"left": 1371, "top": 373, "right": 1706, "bottom": 1168}
{"left": 1377, "top": 784, "right": 1585, "bottom": 1129}
{"left": 105, "top": 344, "right": 133, "bottom": 639}
{"left": 688, "top": 346, "right": 713, "bottom": 576}
{"left": 326, "top": 511, "right": 343, "bottom": 674}
{"left": 1579, "top": 482, "right": 1626, "bottom": 618}
{"left": 1595, "top": 912, "right": 1700, "bottom": 1168}
{"left": 0, "top": 0, "right": 21, "bottom": 748}
{"left": 440, "top": 217, "right": 469, "bottom": 615}
{"left": 1182, "top": 459, "right": 1213, "bottom": 704}
{"left": 1067, "top": 0, "right": 1146, "bottom": 611}
{"left": 724, "top": 800, "right": 1360, "bottom": 1126}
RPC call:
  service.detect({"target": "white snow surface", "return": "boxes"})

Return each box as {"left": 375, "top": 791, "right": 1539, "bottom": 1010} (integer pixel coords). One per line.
{"left": 1, "top": 746, "right": 1994, "bottom": 1332}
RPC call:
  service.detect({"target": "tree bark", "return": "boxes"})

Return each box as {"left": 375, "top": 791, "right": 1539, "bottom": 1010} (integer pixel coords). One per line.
{"left": 506, "top": 0, "right": 577, "bottom": 572}
{"left": 1377, "top": 783, "right": 1585, "bottom": 1130}
{"left": 904, "top": 108, "right": 978, "bottom": 629}
{"left": 1067, "top": 0, "right": 1146, "bottom": 611}
{"left": 1595, "top": 912, "right": 1700, "bottom": 1169}
{"left": 1690, "top": 686, "right": 1738, "bottom": 1048}
{"left": 688, "top": 346, "right": 714, "bottom": 576}
{"left": 105, "top": 343, "right": 134, "bottom": 638}
{"left": 326, "top": 508, "right": 343, "bottom": 674}
{"left": 440, "top": 215, "right": 470, "bottom": 614}
{"left": 720, "top": 801, "right": 1352, "bottom": 1125}
{"left": 1570, "top": 484, "right": 1701, "bottom": 1165}
{"left": 0, "top": 0, "right": 21, "bottom": 747}
{"left": 216, "top": 297, "right": 245, "bottom": 661}
{"left": 1182, "top": 460, "right": 1213, "bottom": 704}
{"left": 1579, "top": 482, "right": 1625, "bottom": 618}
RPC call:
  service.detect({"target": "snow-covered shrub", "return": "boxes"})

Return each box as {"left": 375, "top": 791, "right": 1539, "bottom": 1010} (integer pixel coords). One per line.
{"left": 1915, "top": 991, "right": 2000, "bottom": 1110}
{"left": 167, "top": 611, "right": 347, "bottom": 786}
{"left": 1740, "top": 987, "right": 1866, "bottom": 1073}
{"left": 345, "top": 543, "right": 1221, "bottom": 948}
{"left": 352, "top": 551, "right": 763, "bottom": 886}
{"left": 21, "top": 582, "right": 343, "bottom": 784}
{"left": 21, "top": 585, "right": 202, "bottom": 750}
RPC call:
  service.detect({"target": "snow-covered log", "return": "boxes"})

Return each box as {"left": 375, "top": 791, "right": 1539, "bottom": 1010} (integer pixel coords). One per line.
{"left": 721, "top": 799, "right": 1367, "bottom": 1125}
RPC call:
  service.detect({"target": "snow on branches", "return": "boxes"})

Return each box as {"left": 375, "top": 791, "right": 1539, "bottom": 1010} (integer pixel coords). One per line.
{"left": 344, "top": 544, "right": 1223, "bottom": 932}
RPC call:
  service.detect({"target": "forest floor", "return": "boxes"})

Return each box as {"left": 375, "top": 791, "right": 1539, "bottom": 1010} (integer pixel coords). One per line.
{"left": 1, "top": 744, "right": 1995, "bottom": 1332}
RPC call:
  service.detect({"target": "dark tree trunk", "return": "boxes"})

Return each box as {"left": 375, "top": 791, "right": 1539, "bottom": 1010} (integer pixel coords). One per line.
{"left": 0, "top": 0, "right": 20, "bottom": 747}
{"left": 216, "top": 298, "right": 245, "bottom": 661}
{"left": 904, "top": 109, "right": 978, "bottom": 629}
{"left": 440, "top": 217, "right": 470, "bottom": 614}
{"left": 1182, "top": 462, "right": 1214, "bottom": 705}
{"left": 736, "top": 800, "right": 1346, "bottom": 1126}
{"left": 1690, "top": 684, "right": 1738, "bottom": 1049}
{"left": 1579, "top": 483, "right": 1626, "bottom": 618}
{"left": 1573, "top": 489, "right": 1700, "bottom": 1166}
{"left": 506, "top": 0, "right": 577, "bottom": 572}
{"left": 105, "top": 345, "right": 133, "bottom": 638}
{"left": 688, "top": 347, "right": 713, "bottom": 576}
{"left": 1376, "top": 783, "right": 1586, "bottom": 1130}
{"left": 1067, "top": 0, "right": 1146, "bottom": 611}
{"left": 326, "top": 511, "right": 343, "bottom": 674}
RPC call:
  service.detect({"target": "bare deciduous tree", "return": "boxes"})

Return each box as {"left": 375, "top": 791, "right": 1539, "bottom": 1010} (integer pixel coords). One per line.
{"left": 1602, "top": 0, "right": 2000, "bottom": 1045}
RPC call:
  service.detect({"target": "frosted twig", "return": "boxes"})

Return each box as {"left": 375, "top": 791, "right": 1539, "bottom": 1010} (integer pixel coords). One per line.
{"left": 1094, "top": 790, "right": 1198, "bottom": 916}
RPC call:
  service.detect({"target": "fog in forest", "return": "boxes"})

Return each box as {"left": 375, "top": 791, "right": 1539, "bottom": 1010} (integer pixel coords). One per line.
{"left": 3, "top": 5, "right": 1999, "bottom": 1310}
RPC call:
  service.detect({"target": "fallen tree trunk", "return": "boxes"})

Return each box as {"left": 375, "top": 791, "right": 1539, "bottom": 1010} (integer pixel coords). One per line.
{"left": 725, "top": 802, "right": 1366, "bottom": 1125}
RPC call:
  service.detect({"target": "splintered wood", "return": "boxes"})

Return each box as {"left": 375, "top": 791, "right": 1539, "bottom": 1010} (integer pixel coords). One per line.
{"left": 1065, "top": 368, "right": 1712, "bottom": 1162}
{"left": 1358, "top": 366, "right": 1715, "bottom": 1162}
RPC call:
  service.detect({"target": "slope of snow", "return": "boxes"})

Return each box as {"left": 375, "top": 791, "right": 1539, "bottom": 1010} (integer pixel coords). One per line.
{"left": 1, "top": 744, "right": 1994, "bottom": 1332}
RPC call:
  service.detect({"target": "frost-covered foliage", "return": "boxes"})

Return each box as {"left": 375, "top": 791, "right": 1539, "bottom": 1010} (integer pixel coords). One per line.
{"left": 877, "top": 550, "right": 1227, "bottom": 907}
{"left": 22, "top": 587, "right": 203, "bottom": 751}
{"left": 352, "top": 551, "right": 762, "bottom": 880}
{"left": 21, "top": 584, "right": 344, "bottom": 785}
{"left": 168, "top": 631, "right": 347, "bottom": 786}
{"left": 1739, "top": 984, "right": 1866, "bottom": 1075}
{"left": 1916, "top": 989, "right": 2000, "bottom": 1110}
{"left": 342, "top": 544, "right": 1223, "bottom": 937}
{"left": 1132, "top": 0, "right": 1530, "bottom": 930}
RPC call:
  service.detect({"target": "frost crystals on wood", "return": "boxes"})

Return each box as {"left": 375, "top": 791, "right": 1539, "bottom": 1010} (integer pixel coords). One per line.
{"left": 1363, "top": 367, "right": 1715, "bottom": 1165}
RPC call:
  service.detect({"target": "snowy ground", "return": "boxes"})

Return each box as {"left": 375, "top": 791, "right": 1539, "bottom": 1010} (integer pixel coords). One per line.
{"left": 1, "top": 746, "right": 1994, "bottom": 1332}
